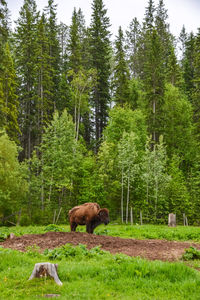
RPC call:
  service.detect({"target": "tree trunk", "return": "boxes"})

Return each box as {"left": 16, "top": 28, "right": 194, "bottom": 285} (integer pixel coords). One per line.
{"left": 130, "top": 206, "right": 133, "bottom": 225}
{"left": 126, "top": 173, "right": 130, "bottom": 224}
{"left": 140, "top": 211, "right": 143, "bottom": 225}
{"left": 121, "top": 169, "right": 124, "bottom": 223}
{"left": 29, "top": 263, "right": 62, "bottom": 286}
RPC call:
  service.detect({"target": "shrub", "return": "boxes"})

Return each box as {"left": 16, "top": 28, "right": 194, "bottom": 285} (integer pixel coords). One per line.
{"left": 182, "top": 247, "right": 200, "bottom": 261}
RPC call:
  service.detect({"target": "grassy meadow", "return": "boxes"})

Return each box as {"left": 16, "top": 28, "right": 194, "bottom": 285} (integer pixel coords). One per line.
{"left": 0, "top": 224, "right": 200, "bottom": 299}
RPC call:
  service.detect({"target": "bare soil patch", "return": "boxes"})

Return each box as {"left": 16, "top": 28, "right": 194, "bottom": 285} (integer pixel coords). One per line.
{"left": 1, "top": 232, "right": 200, "bottom": 261}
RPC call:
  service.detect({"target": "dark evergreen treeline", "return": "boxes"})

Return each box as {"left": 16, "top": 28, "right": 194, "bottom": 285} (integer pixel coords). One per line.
{"left": 1, "top": 0, "right": 200, "bottom": 225}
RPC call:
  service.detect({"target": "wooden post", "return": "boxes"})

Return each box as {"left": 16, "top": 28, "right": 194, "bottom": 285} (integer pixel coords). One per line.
{"left": 29, "top": 263, "right": 62, "bottom": 286}
{"left": 168, "top": 213, "right": 176, "bottom": 227}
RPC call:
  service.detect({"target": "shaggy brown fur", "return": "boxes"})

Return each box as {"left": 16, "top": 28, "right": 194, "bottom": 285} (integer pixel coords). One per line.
{"left": 69, "top": 202, "right": 109, "bottom": 234}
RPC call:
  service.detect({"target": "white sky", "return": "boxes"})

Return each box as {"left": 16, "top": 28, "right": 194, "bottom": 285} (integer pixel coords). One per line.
{"left": 7, "top": 0, "right": 200, "bottom": 37}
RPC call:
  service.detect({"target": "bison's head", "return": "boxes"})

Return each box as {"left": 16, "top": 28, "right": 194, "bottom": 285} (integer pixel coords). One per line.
{"left": 98, "top": 208, "right": 109, "bottom": 225}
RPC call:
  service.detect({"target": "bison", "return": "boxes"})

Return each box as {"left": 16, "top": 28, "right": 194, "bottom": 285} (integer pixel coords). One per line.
{"left": 68, "top": 202, "right": 109, "bottom": 234}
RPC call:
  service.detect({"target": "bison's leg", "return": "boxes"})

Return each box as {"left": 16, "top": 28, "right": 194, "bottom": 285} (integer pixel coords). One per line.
{"left": 71, "top": 222, "right": 77, "bottom": 232}
{"left": 86, "top": 222, "right": 92, "bottom": 234}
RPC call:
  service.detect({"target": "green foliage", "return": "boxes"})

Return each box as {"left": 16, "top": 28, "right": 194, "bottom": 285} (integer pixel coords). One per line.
{"left": 182, "top": 247, "right": 200, "bottom": 261}
{"left": 166, "top": 155, "right": 190, "bottom": 218}
{"left": 35, "top": 109, "right": 83, "bottom": 213}
{"left": 43, "top": 243, "right": 107, "bottom": 260}
{"left": 162, "top": 83, "right": 195, "bottom": 161}
{"left": 44, "top": 224, "right": 64, "bottom": 232}
{"left": 0, "top": 131, "right": 28, "bottom": 218}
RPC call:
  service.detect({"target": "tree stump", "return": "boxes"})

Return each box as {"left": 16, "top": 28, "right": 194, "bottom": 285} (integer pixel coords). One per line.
{"left": 28, "top": 263, "right": 62, "bottom": 286}
{"left": 168, "top": 213, "right": 176, "bottom": 227}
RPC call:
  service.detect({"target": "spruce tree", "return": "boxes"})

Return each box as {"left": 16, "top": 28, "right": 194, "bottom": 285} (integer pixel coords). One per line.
{"left": 68, "top": 8, "right": 82, "bottom": 73}
{"left": 192, "top": 28, "right": 200, "bottom": 135}
{"left": 14, "top": 0, "right": 39, "bottom": 159}
{"left": 0, "top": 0, "right": 19, "bottom": 141}
{"left": 44, "top": 0, "right": 60, "bottom": 110}
{"left": 142, "top": 28, "right": 165, "bottom": 142}
{"left": 89, "top": 0, "right": 111, "bottom": 149}
{"left": 182, "top": 32, "right": 195, "bottom": 97}
{"left": 166, "top": 45, "right": 182, "bottom": 87}
{"left": 0, "top": 0, "right": 9, "bottom": 57}
{"left": 35, "top": 13, "right": 54, "bottom": 146}
{"left": 0, "top": 43, "right": 19, "bottom": 142}
{"left": 125, "top": 17, "right": 141, "bottom": 76}
{"left": 113, "top": 26, "right": 130, "bottom": 106}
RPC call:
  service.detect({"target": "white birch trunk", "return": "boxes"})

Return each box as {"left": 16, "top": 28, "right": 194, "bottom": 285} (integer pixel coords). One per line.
{"left": 121, "top": 169, "right": 124, "bottom": 223}
{"left": 126, "top": 173, "right": 130, "bottom": 224}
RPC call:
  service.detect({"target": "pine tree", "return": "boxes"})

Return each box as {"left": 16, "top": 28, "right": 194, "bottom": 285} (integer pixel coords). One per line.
{"left": 113, "top": 26, "right": 130, "bottom": 106}
{"left": 89, "top": 0, "right": 111, "bottom": 149}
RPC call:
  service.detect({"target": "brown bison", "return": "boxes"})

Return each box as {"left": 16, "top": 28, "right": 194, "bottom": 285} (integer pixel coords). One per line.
{"left": 68, "top": 202, "right": 109, "bottom": 234}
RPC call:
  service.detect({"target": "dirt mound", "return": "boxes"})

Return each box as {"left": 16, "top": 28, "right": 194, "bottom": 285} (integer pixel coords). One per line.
{"left": 1, "top": 232, "right": 200, "bottom": 261}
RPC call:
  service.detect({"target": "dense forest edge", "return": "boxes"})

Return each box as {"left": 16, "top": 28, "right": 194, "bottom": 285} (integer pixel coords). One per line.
{"left": 0, "top": 0, "right": 200, "bottom": 226}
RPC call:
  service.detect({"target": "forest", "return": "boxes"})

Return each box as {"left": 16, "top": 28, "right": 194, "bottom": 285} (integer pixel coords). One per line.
{"left": 0, "top": 0, "right": 200, "bottom": 226}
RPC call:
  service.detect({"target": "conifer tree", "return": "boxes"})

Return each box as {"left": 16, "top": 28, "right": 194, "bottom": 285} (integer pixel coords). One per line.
{"left": 125, "top": 17, "right": 141, "bottom": 76}
{"left": 142, "top": 28, "right": 165, "bottom": 142}
{"left": 113, "top": 26, "right": 130, "bottom": 106}
{"left": 35, "top": 13, "right": 54, "bottom": 146}
{"left": 0, "top": 43, "right": 19, "bottom": 142}
{"left": 166, "top": 45, "right": 182, "bottom": 87}
{"left": 144, "top": 0, "right": 155, "bottom": 31}
{"left": 182, "top": 32, "right": 195, "bottom": 97}
{"left": 68, "top": 8, "right": 82, "bottom": 73}
{"left": 179, "top": 25, "right": 187, "bottom": 59}
{"left": 192, "top": 28, "right": 200, "bottom": 134}
{"left": 89, "top": 0, "right": 111, "bottom": 148}
{"left": 44, "top": 0, "right": 60, "bottom": 110}
{"left": 14, "top": 0, "right": 39, "bottom": 159}
{"left": 0, "top": 0, "right": 9, "bottom": 57}
{"left": 0, "top": 0, "right": 19, "bottom": 141}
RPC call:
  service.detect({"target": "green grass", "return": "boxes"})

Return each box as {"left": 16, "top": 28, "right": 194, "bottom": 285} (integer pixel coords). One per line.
{"left": 2, "top": 223, "right": 200, "bottom": 242}
{"left": 0, "top": 245, "right": 200, "bottom": 300}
